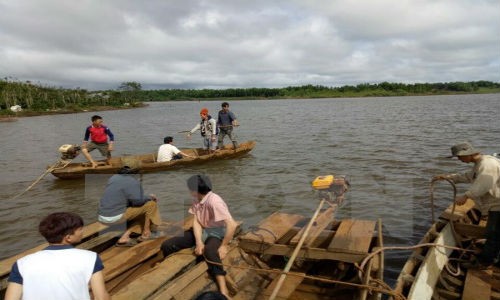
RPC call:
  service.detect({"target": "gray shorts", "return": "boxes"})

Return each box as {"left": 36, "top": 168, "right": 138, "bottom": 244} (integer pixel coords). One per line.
{"left": 203, "top": 136, "right": 218, "bottom": 151}
{"left": 85, "top": 142, "right": 110, "bottom": 157}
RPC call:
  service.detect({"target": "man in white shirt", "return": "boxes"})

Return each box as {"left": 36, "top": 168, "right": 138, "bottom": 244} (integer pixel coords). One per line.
{"left": 157, "top": 136, "right": 194, "bottom": 162}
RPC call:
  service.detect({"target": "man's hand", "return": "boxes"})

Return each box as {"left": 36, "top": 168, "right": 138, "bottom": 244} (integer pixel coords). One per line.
{"left": 211, "top": 135, "right": 216, "bottom": 141}
{"left": 455, "top": 195, "right": 468, "bottom": 206}
{"left": 149, "top": 194, "right": 157, "bottom": 202}
{"left": 108, "top": 143, "right": 114, "bottom": 152}
{"left": 218, "top": 244, "right": 228, "bottom": 260}
{"left": 232, "top": 120, "right": 239, "bottom": 127}
{"left": 186, "top": 133, "right": 192, "bottom": 140}
{"left": 194, "top": 242, "right": 204, "bottom": 256}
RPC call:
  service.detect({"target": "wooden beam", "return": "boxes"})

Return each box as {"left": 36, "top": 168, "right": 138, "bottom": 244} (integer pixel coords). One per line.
{"left": 289, "top": 207, "right": 335, "bottom": 247}
{"left": 453, "top": 223, "right": 486, "bottom": 239}
{"left": 239, "top": 212, "right": 305, "bottom": 244}
{"left": 462, "top": 269, "right": 492, "bottom": 300}
{"left": 440, "top": 199, "right": 475, "bottom": 221}
{"left": 112, "top": 249, "right": 195, "bottom": 300}
{"left": 263, "top": 272, "right": 305, "bottom": 299}
{"left": 239, "top": 240, "right": 367, "bottom": 263}
{"left": 328, "top": 219, "right": 376, "bottom": 254}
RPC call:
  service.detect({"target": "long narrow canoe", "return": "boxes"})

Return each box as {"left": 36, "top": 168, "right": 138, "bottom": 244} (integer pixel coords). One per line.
{"left": 50, "top": 141, "right": 255, "bottom": 179}
{"left": 392, "top": 200, "right": 500, "bottom": 300}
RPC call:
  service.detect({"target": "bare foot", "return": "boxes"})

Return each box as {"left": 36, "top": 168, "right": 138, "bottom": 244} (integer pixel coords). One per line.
{"left": 91, "top": 161, "right": 98, "bottom": 168}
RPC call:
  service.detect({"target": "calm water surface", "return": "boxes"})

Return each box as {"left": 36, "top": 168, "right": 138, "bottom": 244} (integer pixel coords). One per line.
{"left": 1, "top": 94, "right": 499, "bottom": 285}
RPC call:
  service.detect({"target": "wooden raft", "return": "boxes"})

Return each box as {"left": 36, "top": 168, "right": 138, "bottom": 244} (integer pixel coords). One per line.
{"left": 239, "top": 211, "right": 376, "bottom": 264}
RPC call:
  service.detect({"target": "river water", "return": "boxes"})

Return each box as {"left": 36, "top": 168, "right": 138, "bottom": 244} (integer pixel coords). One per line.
{"left": 1, "top": 94, "right": 499, "bottom": 285}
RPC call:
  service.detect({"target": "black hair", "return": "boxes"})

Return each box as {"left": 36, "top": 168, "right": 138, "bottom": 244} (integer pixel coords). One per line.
{"left": 39, "top": 212, "right": 84, "bottom": 243}
{"left": 195, "top": 291, "right": 227, "bottom": 300}
{"left": 118, "top": 166, "right": 139, "bottom": 174}
{"left": 221, "top": 102, "right": 229, "bottom": 108}
{"left": 187, "top": 174, "right": 212, "bottom": 195}
{"left": 91, "top": 115, "right": 102, "bottom": 122}
{"left": 164, "top": 136, "right": 173, "bottom": 144}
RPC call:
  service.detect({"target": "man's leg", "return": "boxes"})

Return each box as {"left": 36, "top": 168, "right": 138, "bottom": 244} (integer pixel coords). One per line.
{"left": 227, "top": 129, "right": 238, "bottom": 149}
{"left": 218, "top": 130, "right": 227, "bottom": 149}
{"left": 82, "top": 143, "right": 98, "bottom": 168}
{"left": 477, "top": 211, "right": 500, "bottom": 265}
{"left": 204, "top": 237, "right": 229, "bottom": 297}
{"left": 161, "top": 230, "right": 196, "bottom": 257}
{"left": 123, "top": 201, "right": 162, "bottom": 237}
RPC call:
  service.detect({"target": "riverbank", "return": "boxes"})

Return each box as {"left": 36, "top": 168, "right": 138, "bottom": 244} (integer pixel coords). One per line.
{"left": 0, "top": 103, "right": 148, "bottom": 119}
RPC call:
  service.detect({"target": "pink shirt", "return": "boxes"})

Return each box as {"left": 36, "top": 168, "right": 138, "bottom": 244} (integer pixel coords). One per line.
{"left": 189, "top": 191, "right": 232, "bottom": 228}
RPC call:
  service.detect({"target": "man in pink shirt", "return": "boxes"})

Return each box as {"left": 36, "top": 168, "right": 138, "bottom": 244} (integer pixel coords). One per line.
{"left": 161, "top": 175, "right": 237, "bottom": 298}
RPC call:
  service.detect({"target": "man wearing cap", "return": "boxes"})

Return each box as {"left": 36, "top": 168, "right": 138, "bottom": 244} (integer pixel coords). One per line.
{"left": 434, "top": 142, "right": 500, "bottom": 268}
{"left": 187, "top": 108, "right": 218, "bottom": 154}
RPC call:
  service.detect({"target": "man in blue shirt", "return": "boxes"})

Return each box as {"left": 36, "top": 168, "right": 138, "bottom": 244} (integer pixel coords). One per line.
{"left": 217, "top": 102, "right": 239, "bottom": 150}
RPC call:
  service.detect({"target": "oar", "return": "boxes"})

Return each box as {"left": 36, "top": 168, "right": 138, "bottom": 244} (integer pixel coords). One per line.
{"left": 268, "top": 198, "right": 327, "bottom": 300}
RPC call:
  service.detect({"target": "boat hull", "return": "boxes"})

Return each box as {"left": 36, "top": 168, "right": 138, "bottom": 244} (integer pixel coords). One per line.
{"left": 50, "top": 141, "right": 256, "bottom": 179}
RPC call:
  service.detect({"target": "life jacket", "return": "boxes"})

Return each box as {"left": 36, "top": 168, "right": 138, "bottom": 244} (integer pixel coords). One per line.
{"left": 88, "top": 125, "right": 109, "bottom": 143}
{"left": 200, "top": 115, "right": 218, "bottom": 137}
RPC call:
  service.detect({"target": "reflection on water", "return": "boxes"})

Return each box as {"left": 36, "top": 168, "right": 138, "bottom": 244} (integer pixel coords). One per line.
{"left": 1, "top": 94, "right": 500, "bottom": 285}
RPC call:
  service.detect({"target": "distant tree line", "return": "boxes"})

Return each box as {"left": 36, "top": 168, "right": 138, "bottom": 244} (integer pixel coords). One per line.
{"left": 133, "top": 80, "right": 500, "bottom": 101}
{"left": 1, "top": 78, "right": 499, "bottom": 113}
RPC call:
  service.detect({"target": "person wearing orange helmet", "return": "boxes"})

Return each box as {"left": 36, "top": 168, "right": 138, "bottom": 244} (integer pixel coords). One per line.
{"left": 187, "top": 108, "right": 218, "bottom": 153}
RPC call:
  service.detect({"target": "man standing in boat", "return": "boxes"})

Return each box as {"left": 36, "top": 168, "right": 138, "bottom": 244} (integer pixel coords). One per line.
{"left": 187, "top": 108, "right": 218, "bottom": 154}
{"left": 217, "top": 102, "right": 239, "bottom": 150}
{"left": 5, "top": 212, "right": 110, "bottom": 300}
{"left": 98, "top": 164, "right": 162, "bottom": 246}
{"left": 160, "top": 175, "right": 237, "bottom": 299}
{"left": 434, "top": 142, "right": 500, "bottom": 268}
{"left": 82, "top": 115, "right": 115, "bottom": 168}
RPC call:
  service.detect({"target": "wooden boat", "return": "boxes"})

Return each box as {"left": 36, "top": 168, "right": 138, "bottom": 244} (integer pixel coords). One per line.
{"left": 392, "top": 199, "right": 500, "bottom": 300}
{"left": 50, "top": 141, "right": 256, "bottom": 179}
{"left": 0, "top": 178, "right": 389, "bottom": 299}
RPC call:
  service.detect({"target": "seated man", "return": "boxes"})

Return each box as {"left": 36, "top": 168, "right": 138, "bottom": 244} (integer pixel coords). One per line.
{"left": 160, "top": 175, "right": 237, "bottom": 299}
{"left": 157, "top": 136, "right": 195, "bottom": 162}
{"left": 98, "top": 165, "right": 162, "bottom": 245}
{"left": 5, "top": 212, "right": 110, "bottom": 300}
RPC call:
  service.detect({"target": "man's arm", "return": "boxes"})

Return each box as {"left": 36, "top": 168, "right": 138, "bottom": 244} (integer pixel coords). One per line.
{"left": 124, "top": 178, "right": 150, "bottom": 206}
{"left": 209, "top": 119, "right": 217, "bottom": 135}
{"left": 193, "top": 216, "right": 204, "bottom": 255}
{"left": 83, "top": 126, "right": 91, "bottom": 144}
{"left": 105, "top": 127, "right": 114, "bottom": 151}
{"left": 218, "top": 218, "right": 237, "bottom": 259}
{"left": 180, "top": 151, "right": 195, "bottom": 158}
{"left": 89, "top": 271, "right": 110, "bottom": 300}
{"left": 4, "top": 282, "right": 22, "bottom": 300}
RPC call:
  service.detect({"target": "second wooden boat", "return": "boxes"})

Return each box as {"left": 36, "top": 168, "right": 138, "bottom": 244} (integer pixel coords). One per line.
{"left": 50, "top": 140, "right": 256, "bottom": 179}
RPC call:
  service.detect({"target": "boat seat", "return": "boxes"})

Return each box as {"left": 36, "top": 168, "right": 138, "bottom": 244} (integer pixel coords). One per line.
{"left": 462, "top": 269, "right": 492, "bottom": 300}
{"left": 328, "top": 219, "right": 376, "bottom": 254}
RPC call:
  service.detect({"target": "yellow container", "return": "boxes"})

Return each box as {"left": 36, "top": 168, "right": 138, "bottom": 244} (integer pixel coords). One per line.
{"left": 312, "top": 175, "right": 335, "bottom": 190}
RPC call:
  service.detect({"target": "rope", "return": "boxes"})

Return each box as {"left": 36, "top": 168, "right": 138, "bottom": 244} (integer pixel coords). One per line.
{"left": 9, "top": 159, "right": 72, "bottom": 200}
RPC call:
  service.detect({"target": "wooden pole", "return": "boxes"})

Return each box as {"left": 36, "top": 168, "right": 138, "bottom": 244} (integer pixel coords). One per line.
{"left": 268, "top": 198, "right": 326, "bottom": 300}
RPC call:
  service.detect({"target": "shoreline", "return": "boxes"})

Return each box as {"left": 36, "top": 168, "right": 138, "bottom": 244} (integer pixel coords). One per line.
{"left": 0, "top": 103, "right": 148, "bottom": 119}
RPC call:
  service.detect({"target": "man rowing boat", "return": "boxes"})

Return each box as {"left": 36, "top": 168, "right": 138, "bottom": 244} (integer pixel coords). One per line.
{"left": 217, "top": 102, "right": 239, "bottom": 150}
{"left": 187, "top": 108, "right": 218, "bottom": 154}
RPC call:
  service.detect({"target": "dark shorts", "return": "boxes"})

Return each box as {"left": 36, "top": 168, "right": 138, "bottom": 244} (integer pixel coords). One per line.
{"left": 85, "top": 142, "right": 110, "bottom": 157}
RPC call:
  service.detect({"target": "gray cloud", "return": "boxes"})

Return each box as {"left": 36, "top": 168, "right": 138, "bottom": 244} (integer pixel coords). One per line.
{"left": 0, "top": 0, "right": 498, "bottom": 90}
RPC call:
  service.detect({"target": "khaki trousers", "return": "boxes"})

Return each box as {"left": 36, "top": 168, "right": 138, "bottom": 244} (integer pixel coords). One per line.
{"left": 121, "top": 201, "right": 162, "bottom": 234}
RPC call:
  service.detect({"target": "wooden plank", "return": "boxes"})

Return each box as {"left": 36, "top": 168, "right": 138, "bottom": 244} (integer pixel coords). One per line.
{"left": 239, "top": 240, "right": 366, "bottom": 263}
{"left": 262, "top": 272, "right": 305, "bottom": 299}
{"left": 150, "top": 261, "right": 209, "bottom": 300}
{"left": 328, "top": 219, "right": 376, "bottom": 254}
{"left": 407, "top": 223, "right": 456, "bottom": 300}
{"left": 239, "top": 212, "right": 305, "bottom": 244}
{"left": 440, "top": 199, "right": 475, "bottom": 221}
{"left": 453, "top": 223, "right": 486, "bottom": 239}
{"left": 0, "top": 221, "right": 108, "bottom": 277}
{"left": 76, "top": 231, "right": 120, "bottom": 252}
{"left": 112, "top": 249, "right": 195, "bottom": 300}
{"left": 290, "top": 207, "right": 335, "bottom": 247}
{"left": 462, "top": 269, "right": 492, "bottom": 300}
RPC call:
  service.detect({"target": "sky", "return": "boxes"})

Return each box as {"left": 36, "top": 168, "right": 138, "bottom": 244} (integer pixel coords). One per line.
{"left": 0, "top": 0, "right": 499, "bottom": 90}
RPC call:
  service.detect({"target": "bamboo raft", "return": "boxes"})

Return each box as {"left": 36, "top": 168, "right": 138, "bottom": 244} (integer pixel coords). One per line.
{"left": 50, "top": 141, "right": 256, "bottom": 179}
{"left": 393, "top": 199, "right": 500, "bottom": 300}
{"left": 0, "top": 211, "right": 386, "bottom": 299}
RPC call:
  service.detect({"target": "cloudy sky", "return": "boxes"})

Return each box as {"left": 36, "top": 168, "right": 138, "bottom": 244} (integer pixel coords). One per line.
{"left": 1, "top": 0, "right": 499, "bottom": 90}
